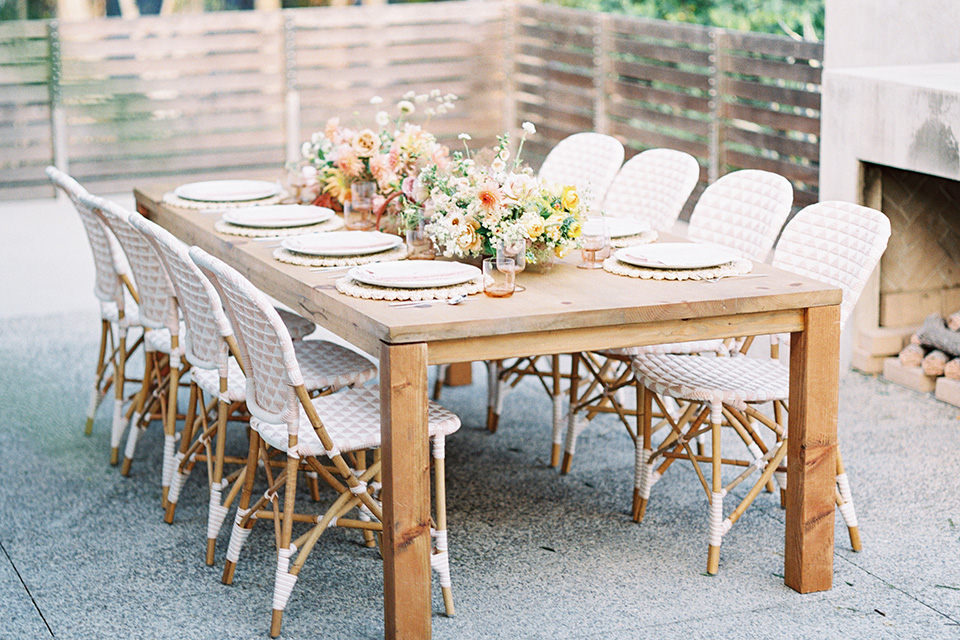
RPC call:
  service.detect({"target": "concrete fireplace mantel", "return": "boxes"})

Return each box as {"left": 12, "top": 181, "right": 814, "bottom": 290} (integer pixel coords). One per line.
{"left": 820, "top": 62, "right": 960, "bottom": 203}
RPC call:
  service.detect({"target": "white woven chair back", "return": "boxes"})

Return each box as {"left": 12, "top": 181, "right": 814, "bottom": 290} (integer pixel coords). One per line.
{"left": 189, "top": 246, "right": 302, "bottom": 427}
{"left": 45, "top": 167, "right": 128, "bottom": 306}
{"left": 601, "top": 148, "right": 700, "bottom": 230}
{"left": 773, "top": 201, "right": 891, "bottom": 327}
{"left": 687, "top": 169, "right": 793, "bottom": 261}
{"left": 82, "top": 194, "right": 179, "bottom": 334}
{"left": 128, "top": 213, "right": 232, "bottom": 371}
{"left": 537, "top": 132, "right": 625, "bottom": 210}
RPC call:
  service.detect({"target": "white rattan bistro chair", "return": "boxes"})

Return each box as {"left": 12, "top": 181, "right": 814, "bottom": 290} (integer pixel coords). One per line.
{"left": 128, "top": 213, "right": 377, "bottom": 564}
{"left": 82, "top": 193, "right": 185, "bottom": 508}
{"left": 45, "top": 167, "right": 143, "bottom": 463}
{"left": 630, "top": 201, "right": 890, "bottom": 575}
{"left": 563, "top": 169, "right": 794, "bottom": 473}
{"left": 480, "top": 132, "right": 625, "bottom": 443}
{"left": 190, "top": 246, "right": 461, "bottom": 638}
{"left": 601, "top": 148, "right": 701, "bottom": 229}
{"left": 551, "top": 149, "right": 701, "bottom": 466}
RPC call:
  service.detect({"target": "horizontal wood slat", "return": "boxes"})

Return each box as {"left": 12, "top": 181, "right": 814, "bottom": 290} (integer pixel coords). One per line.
{"left": 0, "top": 3, "right": 822, "bottom": 206}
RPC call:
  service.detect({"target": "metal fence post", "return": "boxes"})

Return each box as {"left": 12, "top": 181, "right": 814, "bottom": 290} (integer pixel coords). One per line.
{"left": 48, "top": 19, "right": 68, "bottom": 186}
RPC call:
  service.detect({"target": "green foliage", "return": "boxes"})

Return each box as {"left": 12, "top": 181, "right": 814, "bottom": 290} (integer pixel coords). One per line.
{"left": 552, "top": 0, "right": 824, "bottom": 39}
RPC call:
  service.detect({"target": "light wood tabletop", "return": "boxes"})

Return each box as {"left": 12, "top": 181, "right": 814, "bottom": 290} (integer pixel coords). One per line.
{"left": 136, "top": 184, "right": 843, "bottom": 640}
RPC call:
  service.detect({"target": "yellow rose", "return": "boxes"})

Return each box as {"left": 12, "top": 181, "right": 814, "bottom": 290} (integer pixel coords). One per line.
{"left": 555, "top": 244, "right": 573, "bottom": 259}
{"left": 567, "top": 220, "right": 581, "bottom": 239}
{"left": 525, "top": 218, "right": 545, "bottom": 239}
{"left": 561, "top": 186, "right": 579, "bottom": 210}
{"left": 352, "top": 128, "right": 381, "bottom": 158}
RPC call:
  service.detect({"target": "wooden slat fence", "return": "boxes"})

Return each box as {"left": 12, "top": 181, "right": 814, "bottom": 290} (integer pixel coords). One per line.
{"left": 0, "top": 0, "right": 820, "bottom": 207}
{"left": 1, "top": 20, "right": 54, "bottom": 199}
{"left": 0, "top": 1, "right": 506, "bottom": 200}
{"left": 510, "top": 1, "right": 823, "bottom": 214}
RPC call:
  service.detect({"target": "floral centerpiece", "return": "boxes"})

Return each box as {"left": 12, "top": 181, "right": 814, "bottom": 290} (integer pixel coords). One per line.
{"left": 298, "top": 90, "right": 456, "bottom": 229}
{"left": 401, "top": 122, "right": 587, "bottom": 266}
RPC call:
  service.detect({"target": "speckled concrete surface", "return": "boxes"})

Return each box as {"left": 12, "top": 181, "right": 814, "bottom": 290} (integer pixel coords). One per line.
{"left": 1, "top": 311, "right": 960, "bottom": 639}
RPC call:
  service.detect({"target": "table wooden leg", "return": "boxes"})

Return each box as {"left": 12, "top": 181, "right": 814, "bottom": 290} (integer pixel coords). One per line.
{"left": 380, "top": 341, "right": 432, "bottom": 640}
{"left": 785, "top": 304, "right": 839, "bottom": 593}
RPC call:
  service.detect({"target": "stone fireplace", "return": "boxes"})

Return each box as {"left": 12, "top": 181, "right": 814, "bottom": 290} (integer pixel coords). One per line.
{"left": 819, "top": 0, "right": 960, "bottom": 373}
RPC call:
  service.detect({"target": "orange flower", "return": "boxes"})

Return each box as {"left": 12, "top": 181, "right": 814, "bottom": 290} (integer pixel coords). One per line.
{"left": 476, "top": 179, "right": 503, "bottom": 211}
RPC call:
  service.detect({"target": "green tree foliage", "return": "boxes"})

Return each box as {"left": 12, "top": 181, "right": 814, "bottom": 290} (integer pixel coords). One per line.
{"left": 552, "top": 0, "right": 824, "bottom": 39}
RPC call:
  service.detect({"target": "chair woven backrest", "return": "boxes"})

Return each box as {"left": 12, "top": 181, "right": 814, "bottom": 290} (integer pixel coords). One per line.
{"left": 537, "top": 132, "right": 625, "bottom": 209}
{"left": 601, "top": 148, "right": 701, "bottom": 231}
{"left": 128, "top": 213, "right": 232, "bottom": 371}
{"left": 189, "top": 246, "right": 303, "bottom": 427}
{"left": 687, "top": 169, "right": 793, "bottom": 261}
{"left": 45, "top": 166, "right": 129, "bottom": 306}
{"left": 82, "top": 194, "right": 179, "bottom": 333}
{"left": 773, "top": 201, "right": 891, "bottom": 327}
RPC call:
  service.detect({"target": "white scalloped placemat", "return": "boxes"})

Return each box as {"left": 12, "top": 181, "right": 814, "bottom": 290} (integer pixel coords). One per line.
{"left": 336, "top": 276, "right": 483, "bottom": 301}
{"left": 214, "top": 216, "right": 344, "bottom": 238}
{"left": 610, "top": 229, "right": 658, "bottom": 249}
{"left": 273, "top": 244, "right": 408, "bottom": 267}
{"left": 602, "top": 257, "right": 753, "bottom": 280}
{"left": 162, "top": 191, "right": 284, "bottom": 210}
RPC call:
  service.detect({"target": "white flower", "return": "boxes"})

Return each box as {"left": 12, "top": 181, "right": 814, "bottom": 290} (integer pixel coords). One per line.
{"left": 370, "top": 96, "right": 383, "bottom": 105}
{"left": 429, "top": 89, "right": 441, "bottom": 98}
{"left": 491, "top": 157, "right": 506, "bottom": 173}
{"left": 498, "top": 148, "right": 510, "bottom": 161}
{"left": 522, "top": 121, "right": 536, "bottom": 135}
{"left": 414, "top": 94, "right": 429, "bottom": 104}
{"left": 375, "top": 111, "right": 390, "bottom": 127}
{"left": 397, "top": 100, "right": 416, "bottom": 114}
{"left": 301, "top": 141, "right": 312, "bottom": 158}
{"left": 403, "top": 90, "right": 416, "bottom": 99}
{"left": 444, "top": 93, "right": 458, "bottom": 102}
{"left": 458, "top": 133, "right": 471, "bottom": 141}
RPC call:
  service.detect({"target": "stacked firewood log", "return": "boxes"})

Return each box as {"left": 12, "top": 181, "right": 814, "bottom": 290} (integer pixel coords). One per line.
{"left": 898, "top": 312, "right": 960, "bottom": 380}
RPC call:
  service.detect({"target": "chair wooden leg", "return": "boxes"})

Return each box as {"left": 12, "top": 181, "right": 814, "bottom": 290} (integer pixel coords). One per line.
{"left": 165, "top": 382, "right": 199, "bottom": 524}
{"left": 270, "top": 452, "right": 301, "bottom": 638}
{"left": 633, "top": 384, "right": 653, "bottom": 522}
{"left": 836, "top": 450, "right": 862, "bottom": 551}
{"left": 111, "top": 328, "right": 131, "bottom": 466}
{"left": 121, "top": 349, "right": 154, "bottom": 474}
{"left": 486, "top": 360, "right": 502, "bottom": 433}
{"left": 160, "top": 338, "right": 183, "bottom": 508}
{"left": 706, "top": 403, "right": 723, "bottom": 576}
{"left": 87, "top": 319, "right": 112, "bottom": 436}
{"left": 222, "top": 430, "right": 260, "bottom": 575}
{"left": 432, "top": 435, "right": 455, "bottom": 616}
{"left": 560, "top": 353, "right": 581, "bottom": 472}
{"left": 355, "top": 450, "right": 376, "bottom": 548}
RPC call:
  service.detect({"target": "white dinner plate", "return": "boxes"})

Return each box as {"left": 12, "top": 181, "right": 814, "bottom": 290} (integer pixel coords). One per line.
{"left": 615, "top": 242, "right": 743, "bottom": 269}
{"left": 174, "top": 180, "right": 280, "bottom": 202}
{"left": 222, "top": 205, "right": 333, "bottom": 229}
{"left": 603, "top": 218, "right": 651, "bottom": 238}
{"left": 349, "top": 261, "right": 481, "bottom": 289}
{"left": 282, "top": 231, "right": 403, "bottom": 257}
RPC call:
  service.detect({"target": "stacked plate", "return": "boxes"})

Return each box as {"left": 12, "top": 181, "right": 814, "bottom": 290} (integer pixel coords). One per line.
{"left": 603, "top": 218, "right": 651, "bottom": 239}
{"left": 613, "top": 242, "right": 743, "bottom": 270}
{"left": 282, "top": 231, "right": 403, "bottom": 258}
{"left": 221, "top": 205, "right": 333, "bottom": 230}
{"left": 174, "top": 180, "right": 282, "bottom": 204}
{"left": 347, "top": 261, "right": 481, "bottom": 289}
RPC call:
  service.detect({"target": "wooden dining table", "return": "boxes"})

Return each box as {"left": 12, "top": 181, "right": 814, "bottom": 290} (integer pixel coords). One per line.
{"left": 136, "top": 185, "right": 843, "bottom": 639}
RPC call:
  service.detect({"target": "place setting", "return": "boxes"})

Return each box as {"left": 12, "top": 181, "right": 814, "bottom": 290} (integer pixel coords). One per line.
{"left": 335, "top": 259, "right": 485, "bottom": 302}
{"left": 602, "top": 241, "right": 754, "bottom": 280}
{"left": 212, "top": 204, "right": 344, "bottom": 238}
{"left": 604, "top": 217, "right": 658, "bottom": 248}
{"left": 161, "top": 179, "right": 286, "bottom": 210}
{"left": 274, "top": 229, "right": 409, "bottom": 268}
